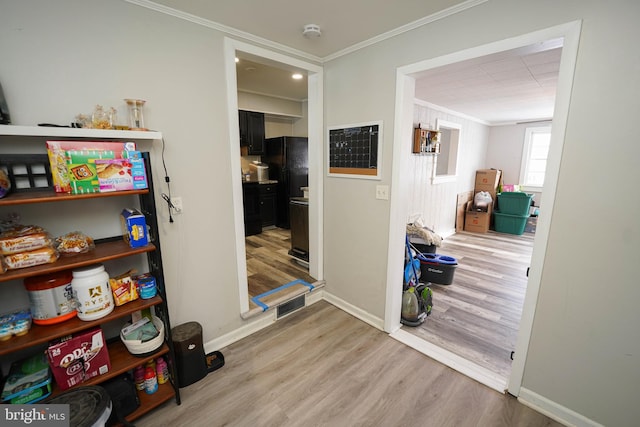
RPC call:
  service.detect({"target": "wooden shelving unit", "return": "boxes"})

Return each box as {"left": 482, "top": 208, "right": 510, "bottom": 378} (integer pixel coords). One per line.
{"left": 0, "top": 126, "right": 180, "bottom": 420}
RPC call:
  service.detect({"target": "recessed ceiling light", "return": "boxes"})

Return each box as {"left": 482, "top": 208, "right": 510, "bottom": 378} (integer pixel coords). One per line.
{"left": 292, "top": 73, "right": 303, "bottom": 80}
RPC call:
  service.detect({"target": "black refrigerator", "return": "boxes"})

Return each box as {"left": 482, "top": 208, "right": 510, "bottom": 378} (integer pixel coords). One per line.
{"left": 263, "top": 136, "right": 308, "bottom": 229}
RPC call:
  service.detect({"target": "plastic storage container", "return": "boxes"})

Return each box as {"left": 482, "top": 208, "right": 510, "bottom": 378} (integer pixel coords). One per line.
{"left": 494, "top": 211, "right": 529, "bottom": 235}
{"left": 24, "top": 270, "right": 77, "bottom": 325}
{"left": 497, "top": 192, "right": 534, "bottom": 216}
{"left": 418, "top": 253, "right": 458, "bottom": 285}
{"left": 71, "top": 264, "right": 114, "bottom": 321}
{"left": 409, "top": 237, "right": 437, "bottom": 254}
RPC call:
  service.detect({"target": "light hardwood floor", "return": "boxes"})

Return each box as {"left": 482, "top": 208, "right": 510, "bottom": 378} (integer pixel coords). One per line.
{"left": 137, "top": 300, "right": 560, "bottom": 427}
{"left": 406, "top": 230, "right": 534, "bottom": 379}
{"left": 245, "top": 227, "right": 315, "bottom": 298}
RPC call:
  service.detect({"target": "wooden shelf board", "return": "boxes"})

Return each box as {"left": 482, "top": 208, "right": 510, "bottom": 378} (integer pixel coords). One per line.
{"left": 0, "top": 296, "right": 163, "bottom": 355}
{"left": 48, "top": 342, "right": 170, "bottom": 397}
{"left": 127, "top": 382, "right": 177, "bottom": 421}
{"left": 0, "top": 124, "right": 161, "bottom": 140}
{"left": 82, "top": 341, "right": 170, "bottom": 387}
{"left": 0, "top": 189, "right": 149, "bottom": 206}
{"left": 0, "top": 241, "right": 156, "bottom": 283}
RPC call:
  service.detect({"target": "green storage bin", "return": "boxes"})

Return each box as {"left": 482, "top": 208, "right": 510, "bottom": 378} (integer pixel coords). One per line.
{"left": 497, "top": 192, "right": 534, "bottom": 216}
{"left": 494, "top": 211, "right": 529, "bottom": 235}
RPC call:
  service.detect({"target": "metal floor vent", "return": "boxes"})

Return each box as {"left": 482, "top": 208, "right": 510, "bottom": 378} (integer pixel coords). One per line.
{"left": 277, "top": 295, "right": 305, "bottom": 319}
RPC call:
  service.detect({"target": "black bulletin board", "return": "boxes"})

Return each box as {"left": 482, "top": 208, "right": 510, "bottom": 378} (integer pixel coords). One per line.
{"left": 327, "top": 121, "right": 382, "bottom": 179}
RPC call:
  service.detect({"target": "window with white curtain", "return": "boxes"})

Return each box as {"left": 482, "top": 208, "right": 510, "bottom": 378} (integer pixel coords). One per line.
{"left": 520, "top": 126, "right": 551, "bottom": 189}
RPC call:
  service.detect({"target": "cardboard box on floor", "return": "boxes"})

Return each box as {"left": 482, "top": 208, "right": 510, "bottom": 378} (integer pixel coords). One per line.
{"left": 474, "top": 169, "right": 502, "bottom": 202}
{"left": 465, "top": 201, "right": 493, "bottom": 233}
{"left": 456, "top": 191, "right": 474, "bottom": 232}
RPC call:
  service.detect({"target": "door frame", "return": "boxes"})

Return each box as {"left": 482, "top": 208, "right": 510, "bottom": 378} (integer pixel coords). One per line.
{"left": 223, "top": 38, "right": 324, "bottom": 314}
{"left": 384, "top": 21, "right": 582, "bottom": 395}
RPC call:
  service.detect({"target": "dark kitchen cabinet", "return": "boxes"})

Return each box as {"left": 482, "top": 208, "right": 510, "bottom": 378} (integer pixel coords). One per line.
{"left": 239, "top": 110, "right": 265, "bottom": 155}
{"left": 259, "top": 184, "right": 278, "bottom": 228}
{"left": 242, "top": 182, "right": 262, "bottom": 236}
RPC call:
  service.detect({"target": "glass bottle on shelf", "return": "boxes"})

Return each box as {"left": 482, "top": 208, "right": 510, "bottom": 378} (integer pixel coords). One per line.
{"left": 125, "top": 99, "right": 147, "bottom": 130}
{"left": 91, "top": 105, "right": 112, "bottom": 129}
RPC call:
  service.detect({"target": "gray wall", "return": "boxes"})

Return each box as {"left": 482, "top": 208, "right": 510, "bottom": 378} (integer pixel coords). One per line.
{"left": 1, "top": 1, "right": 639, "bottom": 425}
{"left": 323, "top": 1, "right": 639, "bottom": 426}
{"left": 487, "top": 122, "right": 550, "bottom": 206}
{"left": 0, "top": 0, "right": 248, "bottom": 339}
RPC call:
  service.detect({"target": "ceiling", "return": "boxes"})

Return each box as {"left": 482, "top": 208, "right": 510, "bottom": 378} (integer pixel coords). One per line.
{"left": 412, "top": 39, "right": 563, "bottom": 124}
{"left": 141, "top": 0, "right": 474, "bottom": 59}
{"left": 141, "top": 0, "right": 561, "bottom": 124}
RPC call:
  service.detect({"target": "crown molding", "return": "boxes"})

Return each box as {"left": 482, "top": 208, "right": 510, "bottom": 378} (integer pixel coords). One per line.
{"left": 322, "top": 0, "right": 488, "bottom": 62}
{"left": 125, "top": 0, "right": 487, "bottom": 63}
{"left": 124, "top": 0, "right": 324, "bottom": 63}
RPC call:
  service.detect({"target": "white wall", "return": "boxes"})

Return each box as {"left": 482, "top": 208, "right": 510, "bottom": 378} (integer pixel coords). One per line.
{"left": 237, "top": 91, "right": 303, "bottom": 118}
{"left": 0, "top": 0, "right": 253, "bottom": 342}
{"left": 407, "top": 103, "right": 489, "bottom": 235}
{"left": 2, "top": 1, "right": 639, "bottom": 425}
{"left": 323, "top": 1, "right": 640, "bottom": 425}
{"left": 487, "top": 122, "right": 550, "bottom": 206}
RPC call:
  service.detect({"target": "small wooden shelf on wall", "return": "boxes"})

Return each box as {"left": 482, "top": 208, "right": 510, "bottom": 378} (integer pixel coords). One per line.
{"left": 412, "top": 127, "right": 441, "bottom": 154}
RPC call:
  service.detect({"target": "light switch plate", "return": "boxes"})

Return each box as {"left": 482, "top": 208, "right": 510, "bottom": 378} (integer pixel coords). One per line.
{"left": 376, "top": 185, "right": 389, "bottom": 200}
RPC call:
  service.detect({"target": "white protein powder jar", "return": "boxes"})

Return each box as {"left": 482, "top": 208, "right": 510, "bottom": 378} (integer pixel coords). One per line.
{"left": 71, "top": 264, "right": 114, "bottom": 321}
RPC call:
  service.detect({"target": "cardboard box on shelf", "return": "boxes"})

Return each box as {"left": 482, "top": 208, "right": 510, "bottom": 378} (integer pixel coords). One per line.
{"left": 464, "top": 201, "right": 493, "bottom": 233}
{"left": 95, "top": 151, "right": 147, "bottom": 193}
{"left": 46, "top": 327, "right": 111, "bottom": 391}
{"left": 46, "top": 140, "right": 136, "bottom": 193}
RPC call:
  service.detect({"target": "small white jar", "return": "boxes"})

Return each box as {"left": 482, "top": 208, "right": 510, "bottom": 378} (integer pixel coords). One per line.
{"left": 71, "top": 264, "right": 114, "bottom": 321}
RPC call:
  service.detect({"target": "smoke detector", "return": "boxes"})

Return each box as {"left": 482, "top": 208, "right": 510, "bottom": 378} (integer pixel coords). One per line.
{"left": 303, "top": 24, "right": 321, "bottom": 38}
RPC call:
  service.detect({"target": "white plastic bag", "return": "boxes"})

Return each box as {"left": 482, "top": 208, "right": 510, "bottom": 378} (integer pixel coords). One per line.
{"left": 474, "top": 191, "right": 492, "bottom": 209}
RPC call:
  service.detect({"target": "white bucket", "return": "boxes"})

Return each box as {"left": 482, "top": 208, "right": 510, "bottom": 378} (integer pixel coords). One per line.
{"left": 72, "top": 264, "right": 114, "bottom": 321}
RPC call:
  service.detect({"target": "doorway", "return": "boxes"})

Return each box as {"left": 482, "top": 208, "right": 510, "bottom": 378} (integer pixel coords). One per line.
{"left": 223, "top": 38, "right": 324, "bottom": 316}
{"left": 385, "top": 22, "right": 582, "bottom": 395}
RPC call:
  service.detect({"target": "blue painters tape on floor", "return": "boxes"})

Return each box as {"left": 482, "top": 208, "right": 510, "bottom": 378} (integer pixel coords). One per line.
{"left": 251, "top": 279, "right": 314, "bottom": 312}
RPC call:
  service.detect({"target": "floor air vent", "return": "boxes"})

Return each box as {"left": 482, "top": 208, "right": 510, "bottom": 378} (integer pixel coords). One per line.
{"left": 277, "top": 295, "right": 305, "bottom": 319}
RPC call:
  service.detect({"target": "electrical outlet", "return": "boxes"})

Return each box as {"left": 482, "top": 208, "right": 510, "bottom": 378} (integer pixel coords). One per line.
{"left": 375, "top": 185, "right": 389, "bottom": 200}
{"left": 171, "top": 197, "right": 183, "bottom": 214}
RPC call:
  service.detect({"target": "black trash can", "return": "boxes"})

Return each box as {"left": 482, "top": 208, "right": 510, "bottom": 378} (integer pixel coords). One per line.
{"left": 172, "top": 321, "right": 208, "bottom": 388}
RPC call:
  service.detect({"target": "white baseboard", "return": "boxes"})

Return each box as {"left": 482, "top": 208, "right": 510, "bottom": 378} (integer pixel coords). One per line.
{"left": 204, "top": 309, "right": 276, "bottom": 354}
{"left": 322, "top": 291, "right": 385, "bottom": 330}
{"left": 390, "top": 328, "right": 507, "bottom": 392}
{"left": 518, "top": 388, "right": 604, "bottom": 427}
{"left": 440, "top": 228, "right": 457, "bottom": 239}
{"left": 204, "top": 289, "right": 325, "bottom": 354}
